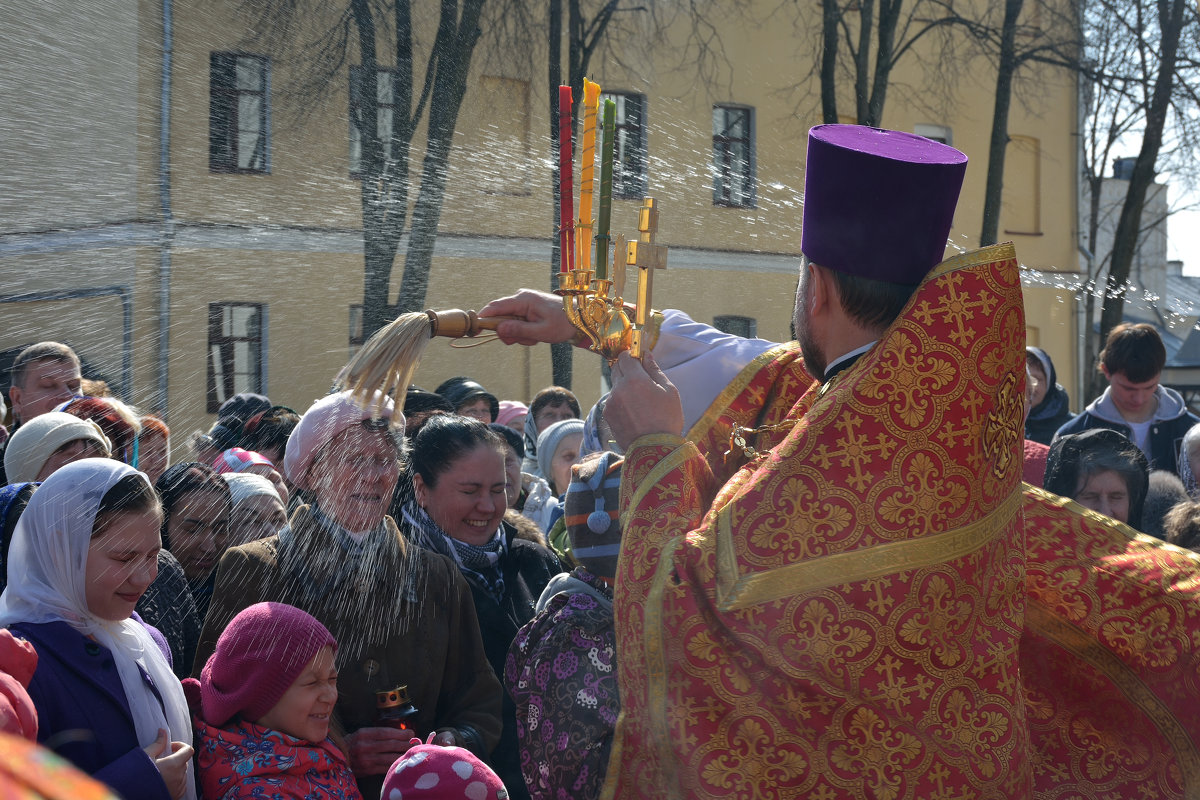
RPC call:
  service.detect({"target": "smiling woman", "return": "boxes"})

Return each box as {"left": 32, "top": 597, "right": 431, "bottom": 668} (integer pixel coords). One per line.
{"left": 405, "top": 415, "right": 562, "bottom": 800}
{"left": 0, "top": 459, "right": 196, "bottom": 800}
{"left": 193, "top": 392, "right": 503, "bottom": 800}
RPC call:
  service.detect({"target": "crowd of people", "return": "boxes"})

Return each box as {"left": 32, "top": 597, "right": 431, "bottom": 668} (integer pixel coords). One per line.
{"left": 1025, "top": 324, "right": 1200, "bottom": 549}
{"left": 1, "top": 123, "right": 1199, "bottom": 800}
{"left": 0, "top": 334, "right": 621, "bottom": 799}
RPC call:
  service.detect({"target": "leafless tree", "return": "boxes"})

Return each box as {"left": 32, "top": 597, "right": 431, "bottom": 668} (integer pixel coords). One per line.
{"left": 1089, "top": 0, "right": 1200, "bottom": 399}
{"left": 239, "top": 0, "right": 486, "bottom": 340}
{"left": 809, "top": 0, "right": 963, "bottom": 127}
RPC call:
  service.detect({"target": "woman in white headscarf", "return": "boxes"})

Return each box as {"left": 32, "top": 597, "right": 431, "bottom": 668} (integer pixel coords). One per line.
{"left": 0, "top": 458, "right": 195, "bottom": 800}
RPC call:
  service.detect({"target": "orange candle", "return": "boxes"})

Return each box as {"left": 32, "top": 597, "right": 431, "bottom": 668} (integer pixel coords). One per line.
{"left": 577, "top": 78, "right": 601, "bottom": 273}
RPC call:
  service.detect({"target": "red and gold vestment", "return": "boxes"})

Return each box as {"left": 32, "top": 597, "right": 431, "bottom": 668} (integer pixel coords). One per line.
{"left": 603, "top": 241, "right": 1200, "bottom": 799}
{"left": 605, "top": 243, "right": 1031, "bottom": 799}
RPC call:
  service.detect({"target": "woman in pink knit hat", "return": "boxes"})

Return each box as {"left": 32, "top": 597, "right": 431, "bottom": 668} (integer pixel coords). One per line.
{"left": 193, "top": 391, "right": 502, "bottom": 800}
{"left": 184, "top": 602, "right": 361, "bottom": 800}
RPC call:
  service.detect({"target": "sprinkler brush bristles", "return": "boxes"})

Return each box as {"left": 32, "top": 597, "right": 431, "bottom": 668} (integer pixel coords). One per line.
{"left": 336, "top": 312, "right": 433, "bottom": 418}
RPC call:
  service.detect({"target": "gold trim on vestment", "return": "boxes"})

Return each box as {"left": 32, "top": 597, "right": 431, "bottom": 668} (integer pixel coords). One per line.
{"left": 646, "top": 535, "right": 684, "bottom": 800}
{"left": 714, "top": 488, "right": 1022, "bottom": 610}
{"left": 687, "top": 343, "right": 801, "bottom": 446}
{"left": 927, "top": 241, "right": 1017, "bottom": 279}
{"left": 1025, "top": 601, "right": 1200, "bottom": 790}
{"left": 622, "top": 435, "right": 696, "bottom": 522}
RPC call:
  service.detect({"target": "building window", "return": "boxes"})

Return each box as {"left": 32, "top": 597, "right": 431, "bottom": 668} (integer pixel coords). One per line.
{"left": 915, "top": 123, "right": 953, "bottom": 145}
{"left": 209, "top": 53, "right": 269, "bottom": 173}
{"left": 713, "top": 105, "right": 755, "bottom": 207}
{"left": 713, "top": 315, "right": 757, "bottom": 338}
{"left": 349, "top": 67, "right": 397, "bottom": 176}
{"left": 599, "top": 92, "right": 647, "bottom": 199}
{"left": 1003, "top": 135, "right": 1041, "bottom": 235}
{"left": 207, "top": 303, "right": 264, "bottom": 413}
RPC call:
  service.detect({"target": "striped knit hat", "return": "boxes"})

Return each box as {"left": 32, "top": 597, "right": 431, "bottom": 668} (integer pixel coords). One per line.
{"left": 563, "top": 451, "right": 623, "bottom": 576}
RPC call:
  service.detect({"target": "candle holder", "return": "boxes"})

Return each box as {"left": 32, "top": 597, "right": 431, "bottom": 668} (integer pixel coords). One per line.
{"left": 559, "top": 197, "right": 666, "bottom": 362}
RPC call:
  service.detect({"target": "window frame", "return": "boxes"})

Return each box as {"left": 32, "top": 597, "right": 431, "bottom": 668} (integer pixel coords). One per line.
{"left": 209, "top": 52, "right": 271, "bottom": 174}
{"left": 206, "top": 302, "right": 265, "bottom": 413}
{"left": 349, "top": 66, "right": 400, "bottom": 178}
{"left": 712, "top": 104, "right": 756, "bottom": 208}
{"left": 713, "top": 315, "right": 758, "bottom": 339}
{"left": 600, "top": 91, "right": 648, "bottom": 200}
{"left": 914, "top": 123, "right": 953, "bottom": 146}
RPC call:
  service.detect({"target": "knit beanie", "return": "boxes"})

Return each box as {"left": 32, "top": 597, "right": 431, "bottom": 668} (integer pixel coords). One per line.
{"left": 2, "top": 412, "right": 112, "bottom": 483}
{"left": 212, "top": 447, "right": 276, "bottom": 474}
{"left": 382, "top": 733, "right": 508, "bottom": 800}
{"left": 223, "top": 473, "right": 281, "bottom": 507}
{"left": 495, "top": 401, "right": 527, "bottom": 429}
{"left": 197, "top": 602, "right": 336, "bottom": 728}
{"left": 536, "top": 418, "right": 585, "bottom": 489}
{"left": 564, "top": 451, "right": 624, "bottom": 577}
{"left": 283, "top": 391, "right": 401, "bottom": 491}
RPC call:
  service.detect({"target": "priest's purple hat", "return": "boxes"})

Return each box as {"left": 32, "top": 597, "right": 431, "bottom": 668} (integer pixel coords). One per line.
{"left": 801, "top": 124, "right": 968, "bottom": 284}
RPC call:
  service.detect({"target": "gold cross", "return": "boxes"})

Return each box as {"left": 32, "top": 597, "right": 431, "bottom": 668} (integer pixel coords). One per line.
{"left": 625, "top": 197, "right": 668, "bottom": 357}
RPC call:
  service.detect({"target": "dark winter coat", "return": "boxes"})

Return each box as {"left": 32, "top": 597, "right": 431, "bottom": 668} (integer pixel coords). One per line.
{"left": 136, "top": 549, "right": 201, "bottom": 679}
{"left": 8, "top": 619, "right": 173, "bottom": 800}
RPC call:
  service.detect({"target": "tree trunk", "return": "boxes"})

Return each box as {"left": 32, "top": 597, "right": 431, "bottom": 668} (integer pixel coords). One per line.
{"left": 1097, "top": 0, "right": 1187, "bottom": 357}
{"left": 351, "top": 0, "right": 400, "bottom": 340}
{"left": 854, "top": 0, "right": 875, "bottom": 123}
{"left": 979, "top": 0, "right": 1024, "bottom": 247}
{"left": 820, "top": 0, "right": 840, "bottom": 123}
{"left": 866, "top": 0, "right": 903, "bottom": 127}
{"left": 1081, "top": 173, "right": 1104, "bottom": 403}
{"left": 394, "top": 0, "right": 485, "bottom": 313}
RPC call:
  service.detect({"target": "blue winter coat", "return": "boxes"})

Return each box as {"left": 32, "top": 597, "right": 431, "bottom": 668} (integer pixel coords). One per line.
{"left": 8, "top": 620, "right": 174, "bottom": 800}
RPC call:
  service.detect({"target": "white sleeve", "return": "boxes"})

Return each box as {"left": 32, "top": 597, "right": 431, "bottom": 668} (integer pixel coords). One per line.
{"left": 652, "top": 309, "right": 780, "bottom": 434}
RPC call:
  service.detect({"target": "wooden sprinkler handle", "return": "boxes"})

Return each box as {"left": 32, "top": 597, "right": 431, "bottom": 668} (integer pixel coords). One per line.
{"left": 425, "top": 309, "right": 514, "bottom": 339}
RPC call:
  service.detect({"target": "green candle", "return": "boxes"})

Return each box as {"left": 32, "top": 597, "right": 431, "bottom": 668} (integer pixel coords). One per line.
{"left": 595, "top": 98, "right": 616, "bottom": 281}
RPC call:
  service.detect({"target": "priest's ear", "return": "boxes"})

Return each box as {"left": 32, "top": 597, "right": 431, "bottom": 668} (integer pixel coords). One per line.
{"left": 806, "top": 261, "right": 835, "bottom": 321}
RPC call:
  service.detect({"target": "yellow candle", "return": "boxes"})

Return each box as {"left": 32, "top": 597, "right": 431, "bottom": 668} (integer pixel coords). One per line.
{"left": 577, "top": 78, "right": 601, "bottom": 273}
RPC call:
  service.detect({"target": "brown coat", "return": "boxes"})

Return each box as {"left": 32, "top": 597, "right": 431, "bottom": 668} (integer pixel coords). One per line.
{"left": 193, "top": 506, "right": 502, "bottom": 795}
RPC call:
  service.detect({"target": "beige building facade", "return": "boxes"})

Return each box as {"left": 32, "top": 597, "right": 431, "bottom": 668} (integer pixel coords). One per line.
{"left": 1, "top": 1, "right": 1081, "bottom": 450}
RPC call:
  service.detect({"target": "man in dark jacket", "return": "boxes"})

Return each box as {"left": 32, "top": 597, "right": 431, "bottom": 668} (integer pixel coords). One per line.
{"left": 1055, "top": 323, "right": 1199, "bottom": 475}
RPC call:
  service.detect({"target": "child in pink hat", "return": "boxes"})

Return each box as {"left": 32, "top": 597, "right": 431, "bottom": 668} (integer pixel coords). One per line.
{"left": 184, "top": 602, "right": 362, "bottom": 800}
{"left": 382, "top": 733, "right": 508, "bottom": 800}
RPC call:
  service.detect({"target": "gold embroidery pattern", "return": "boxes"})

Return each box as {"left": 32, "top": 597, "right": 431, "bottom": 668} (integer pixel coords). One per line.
{"left": 982, "top": 371, "right": 1022, "bottom": 481}
{"left": 1023, "top": 487, "right": 1200, "bottom": 797}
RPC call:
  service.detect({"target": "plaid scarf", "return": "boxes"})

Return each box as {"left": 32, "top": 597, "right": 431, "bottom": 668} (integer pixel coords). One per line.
{"left": 401, "top": 502, "right": 507, "bottom": 604}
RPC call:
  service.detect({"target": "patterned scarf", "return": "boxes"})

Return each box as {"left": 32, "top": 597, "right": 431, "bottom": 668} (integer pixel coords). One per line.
{"left": 401, "top": 502, "right": 507, "bottom": 604}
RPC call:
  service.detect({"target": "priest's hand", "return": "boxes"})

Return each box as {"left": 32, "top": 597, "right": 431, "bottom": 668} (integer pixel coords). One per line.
{"left": 480, "top": 289, "right": 576, "bottom": 346}
{"left": 607, "top": 351, "right": 684, "bottom": 450}
{"left": 345, "top": 726, "right": 417, "bottom": 775}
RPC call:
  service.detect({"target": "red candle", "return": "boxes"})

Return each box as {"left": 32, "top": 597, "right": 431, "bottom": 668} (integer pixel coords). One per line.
{"left": 559, "top": 85, "right": 574, "bottom": 273}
